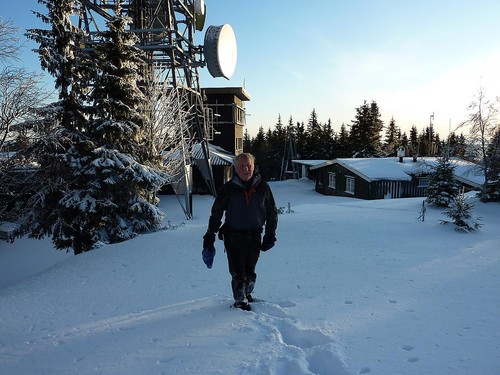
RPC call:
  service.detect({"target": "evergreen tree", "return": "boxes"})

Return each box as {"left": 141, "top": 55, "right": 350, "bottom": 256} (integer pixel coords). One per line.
{"left": 304, "top": 108, "right": 322, "bottom": 159}
{"left": 384, "top": 117, "right": 399, "bottom": 155}
{"left": 484, "top": 127, "right": 500, "bottom": 201}
{"left": 295, "top": 121, "right": 306, "bottom": 159}
{"left": 440, "top": 190, "right": 482, "bottom": 232}
{"left": 455, "top": 133, "right": 467, "bottom": 157}
{"left": 78, "top": 4, "right": 167, "bottom": 247}
{"left": 251, "top": 126, "right": 270, "bottom": 177}
{"left": 409, "top": 125, "right": 419, "bottom": 157}
{"left": 417, "top": 129, "right": 430, "bottom": 156}
{"left": 20, "top": 2, "right": 167, "bottom": 254}
{"left": 425, "top": 156, "right": 461, "bottom": 207}
{"left": 400, "top": 132, "right": 409, "bottom": 153}
{"left": 349, "top": 100, "right": 384, "bottom": 157}
{"left": 336, "top": 123, "right": 351, "bottom": 157}
{"left": 320, "top": 119, "right": 335, "bottom": 159}
{"left": 27, "top": 0, "right": 91, "bottom": 128}
{"left": 243, "top": 128, "right": 252, "bottom": 152}
{"left": 263, "top": 117, "right": 286, "bottom": 180}
{"left": 20, "top": 0, "right": 96, "bottom": 253}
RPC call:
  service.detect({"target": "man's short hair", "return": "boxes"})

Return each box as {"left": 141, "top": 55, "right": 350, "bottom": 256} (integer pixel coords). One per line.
{"left": 234, "top": 153, "right": 255, "bottom": 167}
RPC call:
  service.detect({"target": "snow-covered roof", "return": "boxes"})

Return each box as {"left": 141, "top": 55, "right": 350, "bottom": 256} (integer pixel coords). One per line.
{"left": 291, "top": 160, "right": 327, "bottom": 167}
{"left": 164, "top": 143, "right": 234, "bottom": 166}
{"left": 192, "top": 143, "right": 234, "bottom": 166}
{"left": 310, "top": 157, "right": 484, "bottom": 187}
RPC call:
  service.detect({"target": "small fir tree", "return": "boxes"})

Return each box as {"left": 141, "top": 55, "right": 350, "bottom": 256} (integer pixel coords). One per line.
{"left": 440, "top": 190, "right": 482, "bottom": 232}
{"left": 425, "top": 156, "right": 461, "bottom": 207}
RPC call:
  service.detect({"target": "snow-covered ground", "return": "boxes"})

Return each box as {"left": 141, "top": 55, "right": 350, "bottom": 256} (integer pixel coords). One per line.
{"left": 1, "top": 178, "right": 499, "bottom": 375}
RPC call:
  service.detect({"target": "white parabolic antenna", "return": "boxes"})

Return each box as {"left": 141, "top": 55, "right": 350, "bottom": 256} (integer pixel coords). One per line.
{"left": 194, "top": 0, "right": 205, "bottom": 16}
{"left": 204, "top": 24, "right": 237, "bottom": 79}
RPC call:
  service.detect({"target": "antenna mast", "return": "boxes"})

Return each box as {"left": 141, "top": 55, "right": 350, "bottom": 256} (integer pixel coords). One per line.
{"left": 75, "top": 0, "right": 237, "bottom": 217}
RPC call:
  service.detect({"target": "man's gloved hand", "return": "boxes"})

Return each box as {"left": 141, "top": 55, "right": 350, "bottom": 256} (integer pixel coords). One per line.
{"left": 202, "top": 232, "right": 216, "bottom": 269}
{"left": 261, "top": 232, "right": 276, "bottom": 252}
{"left": 202, "top": 246, "right": 216, "bottom": 269}
{"left": 203, "top": 231, "right": 215, "bottom": 249}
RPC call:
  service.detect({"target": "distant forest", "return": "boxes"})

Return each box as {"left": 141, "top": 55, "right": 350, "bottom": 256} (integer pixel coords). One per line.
{"left": 244, "top": 101, "right": 467, "bottom": 181}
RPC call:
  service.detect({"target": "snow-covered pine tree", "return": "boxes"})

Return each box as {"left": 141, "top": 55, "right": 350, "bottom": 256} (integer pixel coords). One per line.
{"left": 425, "top": 156, "right": 461, "bottom": 207}
{"left": 20, "top": 0, "right": 98, "bottom": 254}
{"left": 79, "top": 3, "right": 167, "bottom": 246}
{"left": 20, "top": 1, "right": 167, "bottom": 254}
{"left": 440, "top": 190, "right": 482, "bottom": 232}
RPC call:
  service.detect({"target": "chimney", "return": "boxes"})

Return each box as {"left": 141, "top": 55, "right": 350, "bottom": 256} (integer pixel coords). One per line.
{"left": 397, "top": 146, "right": 405, "bottom": 163}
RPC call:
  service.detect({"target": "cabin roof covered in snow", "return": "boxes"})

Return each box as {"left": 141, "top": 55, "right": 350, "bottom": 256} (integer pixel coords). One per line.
{"left": 164, "top": 143, "right": 234, "bottom": 166}
{"left": 310, "top": 157, "right": 484, "bottom": 187}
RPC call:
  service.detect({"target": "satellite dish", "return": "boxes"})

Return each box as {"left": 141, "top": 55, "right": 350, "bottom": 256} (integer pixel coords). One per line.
{"left": 195, "top": 4, "right": 206, "bottom": 31}
{"left": 194, "top": 0, "right": 205, "bottom": 16}
{"left": 204, "top": 24, "right": 237, "bottom": 79}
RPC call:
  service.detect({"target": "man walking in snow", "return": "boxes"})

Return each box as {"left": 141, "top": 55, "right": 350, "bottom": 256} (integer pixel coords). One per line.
{"left": 202, "top": 153, "right": 278, "bottom": 311}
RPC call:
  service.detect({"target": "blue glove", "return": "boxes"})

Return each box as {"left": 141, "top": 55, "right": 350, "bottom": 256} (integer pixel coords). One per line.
{"left": 202, "top": 232, "right": 216, "bottom": 268}
{"left": 202, "top": 245, "right": 216, "bottom": 269}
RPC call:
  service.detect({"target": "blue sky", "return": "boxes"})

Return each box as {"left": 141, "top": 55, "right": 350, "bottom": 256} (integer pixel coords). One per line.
{"left": 4, "top": 1, "right": 500, "bottom": 138}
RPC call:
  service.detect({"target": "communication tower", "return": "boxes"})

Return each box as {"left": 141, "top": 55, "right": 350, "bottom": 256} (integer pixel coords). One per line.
{"left": 75, "top": 0, "right": 237, "bottom": 217}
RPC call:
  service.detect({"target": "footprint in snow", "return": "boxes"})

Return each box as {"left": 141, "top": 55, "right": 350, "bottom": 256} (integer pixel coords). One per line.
{"left": 245, "top": 301, "right": 350, "bottom": 375}
{"left": 278, "top": 320, "right": 332, "bottom": 349}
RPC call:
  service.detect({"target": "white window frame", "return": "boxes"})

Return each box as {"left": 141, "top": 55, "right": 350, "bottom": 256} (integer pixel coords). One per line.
{"left": 235, "top": 137, "right": 243, "bottom": 153}
{"left": 345, "top": 176, "right": 355, "bottom": 194}
{"left": 328, "top": 172, "right": 336, "bottom": 189}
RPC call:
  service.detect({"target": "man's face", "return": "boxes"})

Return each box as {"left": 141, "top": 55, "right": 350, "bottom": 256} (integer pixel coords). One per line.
{"left": 235, "top": 156, "right": 254, "bottom": 182}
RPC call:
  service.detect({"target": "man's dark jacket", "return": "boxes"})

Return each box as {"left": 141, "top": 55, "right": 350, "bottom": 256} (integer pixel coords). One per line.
{"left": 207, "top": 173, "right": 278, "bottom": 235}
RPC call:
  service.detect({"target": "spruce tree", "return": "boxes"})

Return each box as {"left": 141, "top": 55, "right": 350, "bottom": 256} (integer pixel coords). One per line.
{"left": 484, "top": 127, "right": 500, "bottom": 201}
{"left": 425, "top": 156, "right": 461, "bottom": 207}
{"left": 409, "top": 125, "right": 419, "bottom": 158}
{"left": 21, "top": 1, "right": 167, "bottom": 254}
{"left": 79, "top": 4, "right": 167, "bottom": 246}
{"left": 350, "top": 100, "right": 384, "bottom": 157}
{"left": 384, "top": 117, "right": 399, "bottom": 156}
{"left": 251, "top": 126, "right": 269, "bottom": 177}
{"left": 440, "top": 190, "right": 482, "bottom": 232}
{"left": 336, "top": 123, "right": 351, "bottom": 157}
{"left": 21, "top": 0, "right": 96, "bottom": 254}
{"left": 304, "top": 109, "right": 322, "bottom": 159}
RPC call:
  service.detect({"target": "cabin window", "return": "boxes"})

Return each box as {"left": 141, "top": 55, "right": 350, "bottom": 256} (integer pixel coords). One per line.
{"left": 418, "top": 177, "right": 429, "bottom": 188}
{"left": 328, "top": 172, "right": 336, "bottom": 189}
{"left": 346, "top": 176, "right": 355, "bottom": 194}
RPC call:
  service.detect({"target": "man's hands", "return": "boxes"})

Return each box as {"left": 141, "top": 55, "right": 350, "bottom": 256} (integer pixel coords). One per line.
{"left": 261, "top": 232, "right": 276, "bottom": 252}
{"left": 202, "top": 232, "right": 216, "bottom": 269}
{"left": 203, "top": 231, "right": 215, "bottom": 249}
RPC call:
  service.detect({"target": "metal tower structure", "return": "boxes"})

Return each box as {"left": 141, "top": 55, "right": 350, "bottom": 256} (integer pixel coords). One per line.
{"left": 280, "top": 127, "right": 298, "bottom": 180}
{"left": 75, "top": 0, "right": 236, "bottom": 217}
